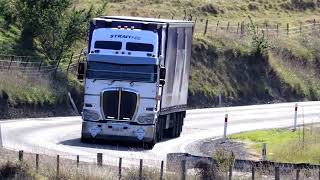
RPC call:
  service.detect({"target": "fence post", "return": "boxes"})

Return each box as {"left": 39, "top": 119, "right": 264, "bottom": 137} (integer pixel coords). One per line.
{"left": 23, "top": 58, "right": 29, "bottom": 73}
{"left": 295, "top": 168, "right": 300, "bottom": 180}
{"left": 228, "top": 165, "right": 233, "bottom": 180}
{"left": 216, "top": 21, "right": 220, "bottom": 32}
{"left": 223, "top": 114, "right": 228, "bottom": 143}
{"left": 139, "top": 159, "right": 143, "bottom": 180}
{"left": 275, "top": 166, "right": 280, "bottom": 180}
{"left": 251, "top": 164, "right": 255, "bottom": 180}
{"left": 287, "top": 23, "right": 289, "bottom": 35}
{"left": 18, "top": 150, "right": 23, "bottom": 162}
{"left": 261, "top": 143, "right": 267, "bottom": 161}
{"left": 181, "top": 160, "right": 186, "bottom": 180}
{"left": 276, "top": 23, "right": 279, "bottom": 36}
{"left": 76, "top": 155, "right": 79, "bottom": 168}
{"left": 240, "top": 22, "right": 244, "bottom": 36}
{"left": 204, "top": 19, "right": 209, "bottom": 36}
{"left": 160, "top": 161, "right": 164, "bottom": 180}
{"left": 299, "top": 23, "right": 302, "bottom": 35}
{"left": 226, "top": 22, "right": 230, "bottom": 32}
{"left": 265, "top": 23, "right": 268, "bottom": 36}
{"left": 97, "top": 153, "right": 103, "bottom": 167}
{"left": 38, "top": 61, "right": 43, "bottom": 71}
{"left": 118, "top": 158, "right": 122, "bottom": 180}
{"left": 218, "top": 93, "right": 222, "bottom": 107}
{"left": 8, "top": 56, "right": 13, "bottom": 70}
{"left": 66, "top": 53, "right": 74, "bottom": 76}
{"left": 56, "top": 155, "right": 60, "bottom": 177}
{"left": 313, "top": 19, "right": 316, "bottom": 32}
{"left": 36, "top": 154, "right": 39, "bottom": 172}
{"left": 294, "top": 103, "right": 298, "bottom": 131}
{"left": 236, "top": 22, "right": 239, "bottom": 34}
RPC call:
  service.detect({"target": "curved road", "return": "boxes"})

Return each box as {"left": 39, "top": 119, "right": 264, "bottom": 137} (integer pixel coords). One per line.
{"left": 1, "top": 101, "right": 320, "bottom": 167}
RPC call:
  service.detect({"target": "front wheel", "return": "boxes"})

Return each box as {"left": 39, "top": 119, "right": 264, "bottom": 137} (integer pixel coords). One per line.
{"left": 80, "top": 135, "right": 91, "bottom": 143}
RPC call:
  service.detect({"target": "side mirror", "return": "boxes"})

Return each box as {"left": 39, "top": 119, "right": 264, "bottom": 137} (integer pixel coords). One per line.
{"left": 77, "top": 62, "right": 85, "bottom": 80}
{"left": 159, "top": 66, "right": 166, "bottom": 85}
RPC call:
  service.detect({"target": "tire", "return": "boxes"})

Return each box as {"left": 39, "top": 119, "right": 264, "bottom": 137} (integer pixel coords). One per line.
{"left": 157, "top": 116, "right": 164, "bottom": 142}
{"left": 144, "top": 141, "right": 155, "bottom": 149}
{"left": 80, "top": 135, "right": 92, "bottom": 143}
{"left": 80, "top": 136, "right": 91, "bottom": 143}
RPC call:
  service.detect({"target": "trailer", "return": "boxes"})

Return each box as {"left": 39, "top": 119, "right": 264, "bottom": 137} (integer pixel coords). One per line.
{"left": 78, "top": 16, "right": 194, "bottom": 148}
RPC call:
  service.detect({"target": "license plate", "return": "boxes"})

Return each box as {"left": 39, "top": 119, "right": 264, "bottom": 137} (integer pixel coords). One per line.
{"left": 111, "top": 124, "right": 129, "bottom": 132}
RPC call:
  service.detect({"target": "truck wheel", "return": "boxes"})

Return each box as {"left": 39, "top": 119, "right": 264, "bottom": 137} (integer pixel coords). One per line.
{"left": 144, "top": 142, "right": 155, "bottom": 149}
{"left": 156, "top": 117, "right": 162, "bottom": 142}
{"left": 81, "top": 136, "right": 91, "bottom": 143}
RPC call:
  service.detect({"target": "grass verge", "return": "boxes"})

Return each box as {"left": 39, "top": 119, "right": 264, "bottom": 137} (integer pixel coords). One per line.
{"left": 229, "top": 125, "right": 320, "bottom": 164}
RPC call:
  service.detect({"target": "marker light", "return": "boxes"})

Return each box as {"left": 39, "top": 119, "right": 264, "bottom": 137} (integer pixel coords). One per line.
{"left": 117, "top": 26, "right": 121, "bottom": 29}
{"left": 130, "top": 26, "right": 134, "bottom": 30}
{"left": 124, "top": 26, "right": 128, "bottom": 29}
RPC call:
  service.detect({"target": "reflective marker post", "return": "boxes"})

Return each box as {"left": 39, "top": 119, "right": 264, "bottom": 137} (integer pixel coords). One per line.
{"left": 223, "top": 114, "right": 228, "bottom": 143}
{"left": 261, "top": 143, "right": 267, "bottom": 161}
{"left": 294, "top": 103, "right": 298, "bottom": 131}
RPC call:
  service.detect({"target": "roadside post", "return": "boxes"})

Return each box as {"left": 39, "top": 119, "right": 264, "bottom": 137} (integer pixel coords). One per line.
{"left": 223, "top": 114, "right": 228, "bottom": 143}
{"left": 218, "top": 93, "right": 222, "bottom": 107}
{"left": 261, "top": 143, "right": 267, "bottom": 161}
{"left": 97, "top": 153, "right": 103, "bottom": 167}
{"left": 294, "top": 103, "right": 298, "bottom": 131}
{"left": 0, "top": 123, "right": 2, "bottom": 148}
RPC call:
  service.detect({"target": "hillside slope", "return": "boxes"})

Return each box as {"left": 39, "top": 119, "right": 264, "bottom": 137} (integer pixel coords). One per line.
{"left": 0, "top": 0, "right": 320, "bottom": 118}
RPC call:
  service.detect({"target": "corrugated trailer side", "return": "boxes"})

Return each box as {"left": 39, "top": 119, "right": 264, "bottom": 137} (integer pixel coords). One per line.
{"left": 160, "top": 24, "right": 193, "bottom": 115}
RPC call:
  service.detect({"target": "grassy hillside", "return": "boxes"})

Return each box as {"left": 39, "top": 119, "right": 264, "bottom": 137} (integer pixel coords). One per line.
{"left": 0, "top": 0, "right": 320, "bottom": 118}
{"left": 78, "top": 0, "right": 320, "bottom": 25}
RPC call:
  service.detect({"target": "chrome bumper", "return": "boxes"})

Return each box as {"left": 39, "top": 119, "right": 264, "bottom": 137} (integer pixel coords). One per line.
{"left": 81, "top": 121, "right": 155, "bottom": 142}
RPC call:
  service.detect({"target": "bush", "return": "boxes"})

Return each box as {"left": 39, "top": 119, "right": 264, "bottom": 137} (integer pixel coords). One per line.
{"left": 199, "top": 3, "right": 220, "bottom": 15}
{"left": 0, "top": 162, "right": 35, "bottom": 180}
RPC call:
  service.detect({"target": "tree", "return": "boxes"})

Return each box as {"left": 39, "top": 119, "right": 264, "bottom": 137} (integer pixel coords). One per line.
{"left": 13, "top": 0, "right": 72, "bottom": 53}
{"left": 11, "top": 0, "right": 107, "bottom": 61}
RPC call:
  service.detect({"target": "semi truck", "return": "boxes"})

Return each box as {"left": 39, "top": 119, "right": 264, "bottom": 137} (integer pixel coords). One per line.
{"left": 78, "top": 16, "right": 194, "bottom": 148}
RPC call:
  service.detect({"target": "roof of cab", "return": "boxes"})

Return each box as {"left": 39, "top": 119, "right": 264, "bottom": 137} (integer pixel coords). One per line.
{"left": 99, "top": 16, "right": 194, "bottom": 25}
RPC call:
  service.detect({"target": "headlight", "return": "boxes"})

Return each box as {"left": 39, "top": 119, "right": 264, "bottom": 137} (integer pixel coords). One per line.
{"left": 137, "top": 114, "right": 155, "bottom": 124}
{"left": 82, "top": 109, "right": 101, "bottom": 121}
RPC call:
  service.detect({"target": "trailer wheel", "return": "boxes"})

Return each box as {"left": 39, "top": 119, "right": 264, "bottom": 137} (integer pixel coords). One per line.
{"left": 157, "top": 116, "right": 164, "bottom": 142}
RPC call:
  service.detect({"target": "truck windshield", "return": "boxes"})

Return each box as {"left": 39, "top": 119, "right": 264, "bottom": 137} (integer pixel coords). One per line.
{"left": 86, "top": 61, "right": 157, "bottom": 83}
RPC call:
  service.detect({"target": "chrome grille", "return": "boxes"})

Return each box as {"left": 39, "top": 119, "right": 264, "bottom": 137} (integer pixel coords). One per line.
{"left": 102, "top": 89, "right": 138, "bottom": 121}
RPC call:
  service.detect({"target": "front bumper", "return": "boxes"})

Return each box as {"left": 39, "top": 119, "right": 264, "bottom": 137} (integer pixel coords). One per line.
{"left": 81, "top": 121, "right": 155, "bottom": 142}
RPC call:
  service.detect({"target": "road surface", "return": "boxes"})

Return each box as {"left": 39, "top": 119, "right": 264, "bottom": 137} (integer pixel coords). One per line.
{"left": 1, "top": 101, "right": 320, "bottom": 167}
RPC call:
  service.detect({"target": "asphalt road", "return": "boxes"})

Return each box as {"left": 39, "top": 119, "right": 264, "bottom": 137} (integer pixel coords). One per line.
{"left": 1, "top": 101, "right": 320, "bottom": 167}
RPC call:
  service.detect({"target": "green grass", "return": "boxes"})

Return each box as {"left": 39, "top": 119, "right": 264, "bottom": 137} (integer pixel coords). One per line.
{"left": 0, "top": 71, "right": 83, "bottom": 106}
{"left": 78, "top": 0, "right": 320, "bottom": 25}
{"left": 229, "top": 127, "right": 320, "bottom": 164}
{"left": 0, "top": 0, "right": 320, "bottom": 108}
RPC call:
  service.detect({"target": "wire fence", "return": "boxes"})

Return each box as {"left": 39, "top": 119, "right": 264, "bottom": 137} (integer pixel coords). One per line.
{"left": 156, "top": 13, "right": 320, "bottom": 38}
{"left": 192, "top": 18, "right": 320, "bottom": 38}
{"left": 0, "top": 18, "right": 318, "bottom": 77}
{"left": 4, "top": 149, "right": 320, "bottom": 179}
{"left": 0, "top": 53, "right": 84, "bottom": 77}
